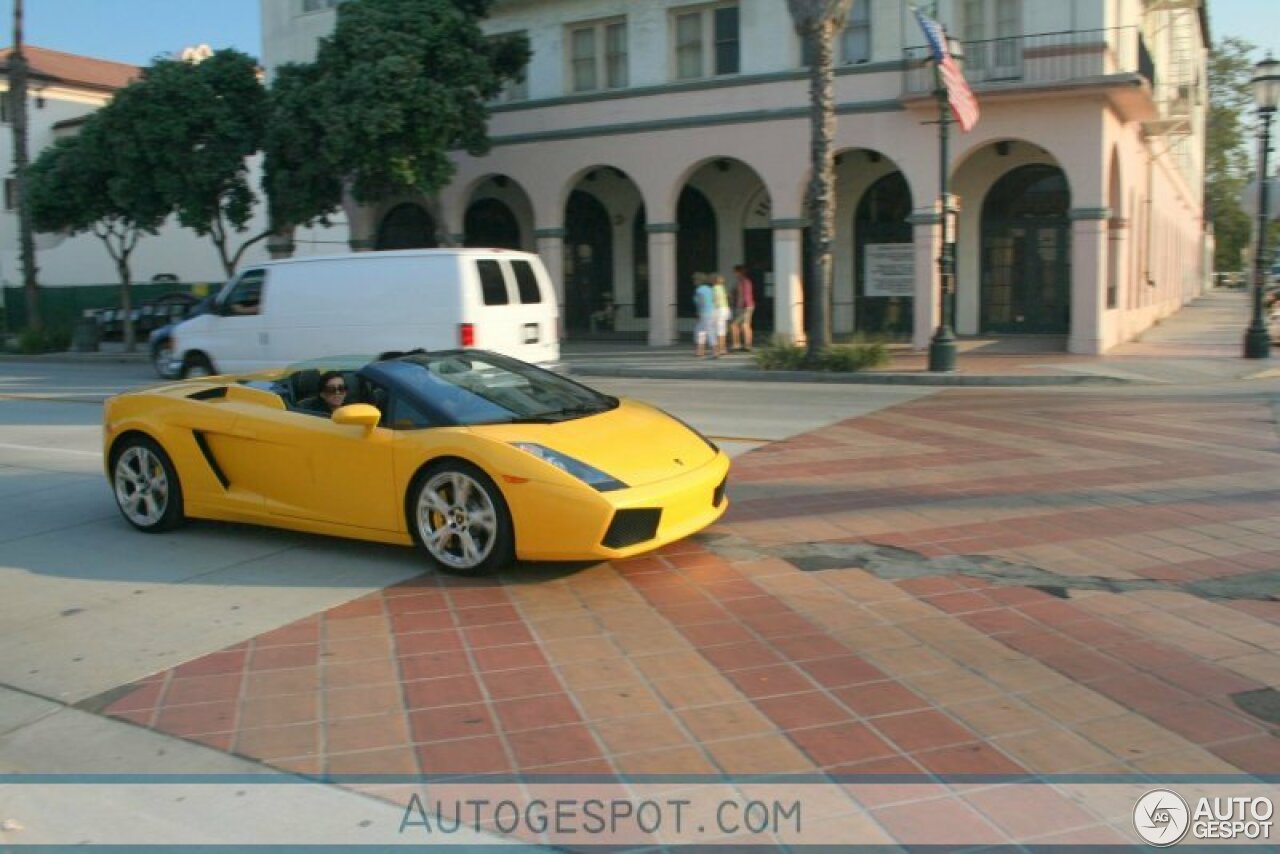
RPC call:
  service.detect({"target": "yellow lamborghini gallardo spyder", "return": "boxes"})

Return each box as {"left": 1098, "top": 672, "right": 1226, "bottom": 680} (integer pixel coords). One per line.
{"left": 103, "top": 350, "right": 730, "bottom": 574}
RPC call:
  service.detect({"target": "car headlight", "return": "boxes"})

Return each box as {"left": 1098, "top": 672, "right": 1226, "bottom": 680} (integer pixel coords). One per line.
{"left": 511, "top": 442, "right": 627, "bottom": 492}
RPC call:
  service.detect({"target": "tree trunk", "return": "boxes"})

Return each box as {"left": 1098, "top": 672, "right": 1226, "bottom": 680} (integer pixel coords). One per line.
{"left": 803, "top": 17, "right": 837, "bottom": 359}
{"left": 267, "top": 224, "right": 296, "bottom": 259}
{"left": 118, "top": 257, "right": 136, "bottom": 353}
{"left": 10, "top": 0, "right": 40, "bottom": 332}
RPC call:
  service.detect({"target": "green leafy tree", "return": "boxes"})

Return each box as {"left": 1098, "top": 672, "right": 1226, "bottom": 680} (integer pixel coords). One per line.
{"left": 262, "top": 61, "right": 344, "bottom": 252}
{"left": 788, "top": 0, "right": 854, "bottom": 359}
{"left": 26, "top": 123, "right": 168, "bottom": 352}
{"left": 312, "top": 0, "right": 530, "bottom": 207}
{"left": 1206, "top": 37, "right": 1257, "bottom": 272}
{"left": 127, "top": 50, "right": 269, "bottom": 275}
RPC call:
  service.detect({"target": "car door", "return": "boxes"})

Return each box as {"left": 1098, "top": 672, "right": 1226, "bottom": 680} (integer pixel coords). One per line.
{"left": 215, "top": 401, "right": 400, "bottom": 532}
{"left": 211, "top": 269, "right": 271, "bottom": 373}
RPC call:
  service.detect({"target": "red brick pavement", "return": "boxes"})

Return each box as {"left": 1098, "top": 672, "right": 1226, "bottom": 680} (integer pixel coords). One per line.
{"left": 96, "top": 387, "right": 1280, "bottom": 841}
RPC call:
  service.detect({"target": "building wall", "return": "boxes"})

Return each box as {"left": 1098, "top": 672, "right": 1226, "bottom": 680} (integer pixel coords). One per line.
{"left": 0, "top": 81, "right": 278, "bottom": 298}
{"left": 260, "top": 0, "right": 1209, "bottom": 353}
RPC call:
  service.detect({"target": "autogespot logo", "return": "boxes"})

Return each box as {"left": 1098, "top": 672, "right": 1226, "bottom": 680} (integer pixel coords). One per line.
{"left": 1135, "top": 789, "right": 1191, "bottom": 847}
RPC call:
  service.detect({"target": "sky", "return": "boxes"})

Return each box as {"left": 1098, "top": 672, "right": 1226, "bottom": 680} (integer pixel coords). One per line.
{"left": 0, "top": 0, "right": 262, "bottom": 65}
{"left": 0, "top": 0, "right": 1274, "bottom": 71}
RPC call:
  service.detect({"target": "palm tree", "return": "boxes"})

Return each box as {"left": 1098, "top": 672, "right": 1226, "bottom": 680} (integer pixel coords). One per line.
{"left": 9, "top": 0, "right": 41, "bottom": 332}
{"left": 787, "top": 0, "right": 853, "bottom": 360}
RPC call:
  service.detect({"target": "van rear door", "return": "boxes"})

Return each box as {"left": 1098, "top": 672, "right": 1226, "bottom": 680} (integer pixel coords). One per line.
{"left": 468, "top": 256, "right": 559, "bottom": 364}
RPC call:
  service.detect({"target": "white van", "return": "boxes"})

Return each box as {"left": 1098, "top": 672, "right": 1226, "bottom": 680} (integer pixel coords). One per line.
{"left": 165, "top": 249, "right": 559, "bottom": 378}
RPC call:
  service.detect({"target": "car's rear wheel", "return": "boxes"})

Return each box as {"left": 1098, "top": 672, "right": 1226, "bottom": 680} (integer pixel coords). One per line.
{"left": 112, "top": 436, "right": 185, "bottom": 532}
{"left": 409, "top": 461, "right": 513, "bottom": 575}
{"left": 182, "top": 352, "right": 214, "bottom": 379}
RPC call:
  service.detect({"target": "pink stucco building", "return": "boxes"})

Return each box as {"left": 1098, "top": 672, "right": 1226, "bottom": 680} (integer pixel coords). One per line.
{"left": 263, "top": 0, "right": 1209, "bottom": 354}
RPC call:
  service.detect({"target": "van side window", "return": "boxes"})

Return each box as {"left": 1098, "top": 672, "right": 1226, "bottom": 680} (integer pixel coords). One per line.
{"left": 226, "top": 270, "right": 266, "bottom": 315}
{"left": 512, "top": 260, "right": 542, "bottom": 304}
{"left": 476, "top": 259, "right": 510, "bottom": 306}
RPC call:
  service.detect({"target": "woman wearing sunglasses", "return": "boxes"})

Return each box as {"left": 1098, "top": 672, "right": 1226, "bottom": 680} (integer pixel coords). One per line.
{"left": 298, "top": 371, "right": 350, "bottom": 417}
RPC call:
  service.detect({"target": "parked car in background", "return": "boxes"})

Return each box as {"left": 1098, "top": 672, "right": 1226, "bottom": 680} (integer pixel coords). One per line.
{"left": 149, "top": 296, "right": 214, "bottom": 377}
{"left": 97, "top": 292, "right": 201, "bottom": 341}
{"left": 169, "top": 249, "right": 559, "bottom": 378}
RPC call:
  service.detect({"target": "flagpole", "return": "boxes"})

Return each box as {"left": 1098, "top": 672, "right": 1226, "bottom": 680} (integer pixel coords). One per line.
{"left": 928, "top": 69, "right": 958, "bottom": 373}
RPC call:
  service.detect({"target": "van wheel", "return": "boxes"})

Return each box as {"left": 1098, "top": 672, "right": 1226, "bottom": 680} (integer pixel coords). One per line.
{"left": 111, "top": 436, "right": 185, "bottom": 532}
{"left": 182, "top": 353, "right": 214, "bottom": 379}
{"left": 408, "top": 461, "right": 514, "bottom": 575}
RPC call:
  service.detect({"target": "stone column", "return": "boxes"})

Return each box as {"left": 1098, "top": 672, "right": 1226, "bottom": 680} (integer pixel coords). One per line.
{"left": 1069, "top": 207, "right": 1110, "bottom": 355}
{"left": 1108, "top": 216, "right": 1129, "bottom": 312}
{"left": 646, "top": 223, "right": 678, "bottom": 346}
{"left": 771, "top": 220, "right": 806, "bottom": 345}
{"left": 266, "top": 226, "right": 296, "bottom": 260}
{"left": 908, "top": 209, "right": 942, "bottom": 351}
{"left": 345, "top": 202, "right": 379, "bottom": 253}
{"left": 535, "top": 228, "right": 566, "bottom": 340}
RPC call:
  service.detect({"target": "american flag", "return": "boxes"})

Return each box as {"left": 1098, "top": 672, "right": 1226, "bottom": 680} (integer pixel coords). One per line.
{"left": 913, "top": 7, "right": 980, "bottom": 132}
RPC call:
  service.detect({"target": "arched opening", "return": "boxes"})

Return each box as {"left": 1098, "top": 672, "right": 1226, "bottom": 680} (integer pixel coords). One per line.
{"left": 854, "top": 171, "right": 913, "bottom": 336}
{"left": 980, "top": 164, "right": 1071, "bottom": 334}
{"left": 464, "top": 198, "right": 521, "bottom": 249}
{"left": 564, "top": 190, "right": 613, "bottom": 335}
{"left": 676, "top": 186, "right": 717, "bottom": 319}
{"left": 376, "top": 203, "right": 438, "bottom": 250}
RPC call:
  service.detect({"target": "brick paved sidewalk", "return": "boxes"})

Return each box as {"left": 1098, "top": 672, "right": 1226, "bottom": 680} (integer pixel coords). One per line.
{"left": 89, "top": 381, "right": 1280, "bottom": 845}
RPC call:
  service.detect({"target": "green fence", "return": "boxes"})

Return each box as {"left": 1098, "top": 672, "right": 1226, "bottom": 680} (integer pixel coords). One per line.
{"left": 1, "top": 282, "right": 217, "bottom": 333}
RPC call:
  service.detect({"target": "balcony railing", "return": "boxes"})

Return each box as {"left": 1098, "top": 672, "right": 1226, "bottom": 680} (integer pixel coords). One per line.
{"left": 904, "top": 26, "right": 1155, "bottom": 96}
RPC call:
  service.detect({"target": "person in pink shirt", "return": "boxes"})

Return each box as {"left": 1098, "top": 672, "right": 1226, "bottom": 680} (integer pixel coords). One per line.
{"left": 729, "top": 264, "right": 756, "bottom": 352}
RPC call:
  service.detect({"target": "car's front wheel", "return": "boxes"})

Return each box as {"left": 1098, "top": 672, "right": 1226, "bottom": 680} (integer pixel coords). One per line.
{"left": 408, "top": 461, "right": 513, "bottom": 575}
{"left": 152, "top": 341, "right": 173, "bottom": 378}
{"left": 112, "top": 436, "right": 185, "bottom": 532}
{"left": 181, "top": 352, "right": 214, "bottom": 379}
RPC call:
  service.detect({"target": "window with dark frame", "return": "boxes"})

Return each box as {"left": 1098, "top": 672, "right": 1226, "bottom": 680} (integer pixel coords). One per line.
{"left": 477, "top": 259, "right": 511, "bottom": 305}
{"left": 512, "top": 261, "right": 543, "bottom": 304}
{"left": 673, "top": 3, "right": 739, "bottom": 81}
{"left": 568, "top": 18, "right": 628, "bottom": 93}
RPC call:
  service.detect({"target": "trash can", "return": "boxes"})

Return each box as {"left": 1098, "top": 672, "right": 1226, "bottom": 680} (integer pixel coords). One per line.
{"left": 72, "top": 318, "right": 100, "bottom": 352}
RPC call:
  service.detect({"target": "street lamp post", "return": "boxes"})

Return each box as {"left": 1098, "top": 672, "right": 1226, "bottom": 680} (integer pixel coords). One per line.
{"left": 928, "top": 36, "right": 964, "bottom": 373}
{"left": 1244, "top": 55, "right": 1280, "bottom": 359}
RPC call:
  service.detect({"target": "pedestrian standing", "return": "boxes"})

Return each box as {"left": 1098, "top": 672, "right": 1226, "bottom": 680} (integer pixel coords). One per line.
{"left": 692, "top": 273, "right": 718, "bottom": 358}
{"left": 730, "top": 264, "right": 756, "bottom": 351}
{"left": 711, "top": 274, "right": 731, "bottom": 356}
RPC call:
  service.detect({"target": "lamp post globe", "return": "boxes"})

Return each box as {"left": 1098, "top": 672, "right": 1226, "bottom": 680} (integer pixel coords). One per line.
{"left": 1244, "top": 55, "right": 1279, "bottom": 359}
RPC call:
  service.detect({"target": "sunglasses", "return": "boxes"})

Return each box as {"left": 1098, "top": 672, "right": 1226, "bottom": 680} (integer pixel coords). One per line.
{"left": 323, "top": 384, "right": 347, "bottom": 394}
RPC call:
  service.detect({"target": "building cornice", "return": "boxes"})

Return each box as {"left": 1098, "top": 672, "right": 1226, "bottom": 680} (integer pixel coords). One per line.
{"left": 489, "top": 100, "right": 903, "bottom": 148}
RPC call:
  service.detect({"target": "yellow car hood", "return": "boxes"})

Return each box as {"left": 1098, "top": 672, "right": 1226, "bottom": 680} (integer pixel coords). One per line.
{"left": 473, "top": 399, "right": 718, "bottom": 488}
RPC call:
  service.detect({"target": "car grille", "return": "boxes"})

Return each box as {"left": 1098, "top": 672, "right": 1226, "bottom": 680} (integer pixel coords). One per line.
{"left": 713, "top": 477, "right": 727, "bottom": 508}
{"left": 602, "top": 509, "right": 661, "bottom": 549}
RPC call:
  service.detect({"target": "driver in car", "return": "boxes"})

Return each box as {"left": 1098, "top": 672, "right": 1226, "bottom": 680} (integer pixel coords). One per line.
{"left": 298, "top": 371, "right": 349, "bottom": 417}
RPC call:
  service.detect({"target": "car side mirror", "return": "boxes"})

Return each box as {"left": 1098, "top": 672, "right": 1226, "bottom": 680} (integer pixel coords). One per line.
{"left": 332, "top": 403, "right": 381, "bottom": 431}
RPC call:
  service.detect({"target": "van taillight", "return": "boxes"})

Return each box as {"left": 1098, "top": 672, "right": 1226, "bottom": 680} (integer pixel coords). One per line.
{"left": 459, "top": 323, "right": 475, "bottom": 347}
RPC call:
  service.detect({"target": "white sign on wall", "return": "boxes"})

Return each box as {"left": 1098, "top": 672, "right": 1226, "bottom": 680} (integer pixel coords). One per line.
{"left": 864, "top": 244, "right": 915, "bottom": 298}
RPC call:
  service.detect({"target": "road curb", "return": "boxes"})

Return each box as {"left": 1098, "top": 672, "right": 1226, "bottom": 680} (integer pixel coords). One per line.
{"left": 567, "top": 365, "right": 1135, "bottom": 386}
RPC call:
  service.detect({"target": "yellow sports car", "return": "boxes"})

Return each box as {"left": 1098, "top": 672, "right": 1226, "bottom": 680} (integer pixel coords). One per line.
{"left": 103, "top": 350, "right": 730, "bottom": 574}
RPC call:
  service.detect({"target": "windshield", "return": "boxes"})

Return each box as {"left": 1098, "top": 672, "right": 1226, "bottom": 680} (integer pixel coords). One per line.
{"left": 370, "top": 351, "right": 618, "bottom": 426}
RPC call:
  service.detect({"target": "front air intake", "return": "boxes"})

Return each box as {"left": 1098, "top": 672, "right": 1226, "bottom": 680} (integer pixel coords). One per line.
{"left": 712, "top": 477, "right": 727, "bottom": 508}
{"left": 602, "top": 509, "right": 661, "bottom": 549}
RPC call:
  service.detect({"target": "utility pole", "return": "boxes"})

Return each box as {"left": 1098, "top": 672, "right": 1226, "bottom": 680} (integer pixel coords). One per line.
{"left": 10, "top": 0, "right": 40, "bottom": 332}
